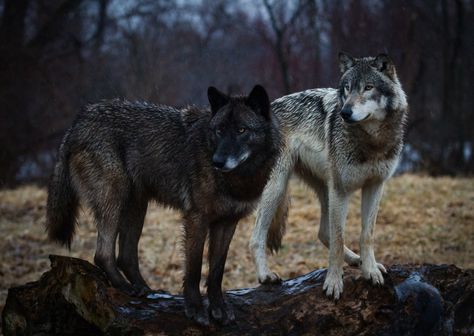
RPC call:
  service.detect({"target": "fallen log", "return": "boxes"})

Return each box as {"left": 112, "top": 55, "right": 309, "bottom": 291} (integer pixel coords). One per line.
{"left": 2, "top": 255, "right": 473, "bottom": 335}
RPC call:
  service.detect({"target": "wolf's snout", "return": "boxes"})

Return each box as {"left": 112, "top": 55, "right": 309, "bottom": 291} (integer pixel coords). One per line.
{"left": 212, "top": 151, "right": 250, "bottom": 172}
{"left": 212, "top": 153, "right": 226, "bottom": 169}
{"left": 341, "top": 106, "right": 353, "bottom": 121}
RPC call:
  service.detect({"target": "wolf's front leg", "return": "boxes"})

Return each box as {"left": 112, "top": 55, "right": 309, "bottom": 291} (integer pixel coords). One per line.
{"left": 207, "top": 220, "right": 238, "bottom": 325}
{"left": 360, "top": 182, "right": 387, "bottom": 285}
{"left": 250, "top": 153, "right": 292, "bottom": 284}
{"left": 316, "top": 184, "right": 362, "bottom": 266}
{"left": 323, "top": 187, "right": 349, "bottom": 300}
{"left": 183, "top": 214, "right": 209, "bottom": 326}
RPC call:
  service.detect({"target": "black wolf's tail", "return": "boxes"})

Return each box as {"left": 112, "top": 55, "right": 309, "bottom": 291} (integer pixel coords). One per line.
{"left": 266, "top": 191, "right": 290, "bottom": 253}
{"left": 46, "top": 143, "right": 78, "bottom": 249}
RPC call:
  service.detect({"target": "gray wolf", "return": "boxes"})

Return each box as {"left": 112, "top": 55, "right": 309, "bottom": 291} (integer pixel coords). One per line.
{"left": 249, "top": 53, "right": 408, "bottom": 299}
{"left": 46, "top": 85, "right": 281, "bottom": 325}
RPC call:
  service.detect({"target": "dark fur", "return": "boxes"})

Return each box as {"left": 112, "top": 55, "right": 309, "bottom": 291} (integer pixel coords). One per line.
{"left": 46, "top": 85, "right": 281, "bottom": 325}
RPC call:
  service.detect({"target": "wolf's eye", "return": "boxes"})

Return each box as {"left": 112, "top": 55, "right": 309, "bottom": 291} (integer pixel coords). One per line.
{"left": 216, "top": 129, "right": 222, "bottom": 136}
{"left": 237, "top": 127, "right": 246, "bottom": 134}
{"left": 364, "top": 84, "right": 374, "bottom": 91}
{"left": 344, "top": 84, "right": 350, "bottom": 91}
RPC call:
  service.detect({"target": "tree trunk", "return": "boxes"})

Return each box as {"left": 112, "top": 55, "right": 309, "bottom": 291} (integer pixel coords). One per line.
{"left": 2, "top": 255, "right": 473, "bottom": 335}
{"left": 0, "top": 0, "right": 31, "bottom": 187}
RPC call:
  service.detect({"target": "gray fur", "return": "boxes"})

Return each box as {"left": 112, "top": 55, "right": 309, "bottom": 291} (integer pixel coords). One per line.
{"left": 266, "top": 191, "right": 289, "bottom": 253}
{"left": 250, "top": 53, "right": 408, "bottom": 298}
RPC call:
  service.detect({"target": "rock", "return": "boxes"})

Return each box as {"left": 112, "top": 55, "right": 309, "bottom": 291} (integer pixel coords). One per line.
{"left": 2, "top": 255, "right": 473, "bottom": 335}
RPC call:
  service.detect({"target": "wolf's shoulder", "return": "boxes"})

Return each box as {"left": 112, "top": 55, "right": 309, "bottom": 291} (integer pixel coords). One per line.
{"left": 180, "top": 105, "right": 211, "bottom": 128}
{"left": 270, "top": 88, "right": 338, "bottom": 130}
{"left": 272, "top": 88, "right": 338, "bottom": 113}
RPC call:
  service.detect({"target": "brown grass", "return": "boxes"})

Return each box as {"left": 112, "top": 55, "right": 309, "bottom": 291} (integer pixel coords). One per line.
{"left": 1, "top": 174, "right": 473, "bottom": 315}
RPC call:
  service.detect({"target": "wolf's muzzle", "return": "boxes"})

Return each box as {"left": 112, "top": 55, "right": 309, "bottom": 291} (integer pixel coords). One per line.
{"left": 212, "top": 154, "right": 227, "bottom": 170}
{"left": 341, "top": 106, "right": 353, "bottom": 122}
{"left": 212, "top": 151, "right": 250, "bottom": 172}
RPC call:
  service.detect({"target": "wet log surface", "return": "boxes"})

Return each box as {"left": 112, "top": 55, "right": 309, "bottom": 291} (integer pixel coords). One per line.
{"left": 2, "top": 255, "right": 473, "bottom": 335}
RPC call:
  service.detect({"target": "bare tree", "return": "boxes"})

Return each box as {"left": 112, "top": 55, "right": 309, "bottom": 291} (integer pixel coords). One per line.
{"left": 260, "top": 0, "right": 312, "bottom": 94}
{"left": 1, "top": 0, "right": 473, "bottom": 186}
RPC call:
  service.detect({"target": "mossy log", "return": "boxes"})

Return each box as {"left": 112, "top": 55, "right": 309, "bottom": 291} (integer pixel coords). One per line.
{"left": 2, "top": 255, "right": 473, "bottom": 335}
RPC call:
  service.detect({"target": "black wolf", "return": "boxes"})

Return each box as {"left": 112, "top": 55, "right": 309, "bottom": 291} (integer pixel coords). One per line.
{"left": 46, "top": 85, "right": 281, "bottom": 325}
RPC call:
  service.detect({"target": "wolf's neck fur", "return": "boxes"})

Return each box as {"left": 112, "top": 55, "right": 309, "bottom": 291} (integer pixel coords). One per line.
{"left": 325, "top": 87, "right": 407, "bottom": 163}
{"left": 352, "top": 113, "right": 403, "bottom": 147}
{"left": 344, "top": 110, "right": 406, "bottom": 162}
{"left": 219, "top": 162, "right": 274, "bottom": 201}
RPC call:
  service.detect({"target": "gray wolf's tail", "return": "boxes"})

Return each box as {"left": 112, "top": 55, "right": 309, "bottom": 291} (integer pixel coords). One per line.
{"left": 46, "top": 144, "right": 78, "bottom": 249}
{"left": 266, "top": 191, "right": 290, "bottom": 253}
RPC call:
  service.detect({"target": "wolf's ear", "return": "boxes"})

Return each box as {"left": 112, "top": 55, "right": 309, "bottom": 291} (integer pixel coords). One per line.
{"left": 246, "top": 85, "right": 270, "bottom": 120}
{"left": 208, "top": 86, "right": 229, "bottom": 115}
{"left": 372, "top": 53, "right": 396, "bottom": 79}
{"left": 339, "top": 52, "right": 355, "bottom": 73}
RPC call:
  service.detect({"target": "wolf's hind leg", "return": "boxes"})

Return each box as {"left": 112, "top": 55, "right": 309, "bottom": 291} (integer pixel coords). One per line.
{"left": 70, "top": 151, "right": 134, "bottom": 295}
{"left": 117, "top": 194, "right": 150, "bottom": 295}
{"left": 93, "top": 187, "right": 135, "bottom": 294}
{"left": 207, "top": 220, "right": 238, "bottom": 325}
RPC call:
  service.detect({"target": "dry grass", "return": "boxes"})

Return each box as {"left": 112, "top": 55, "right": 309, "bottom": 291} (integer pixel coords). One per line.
{"left": 1, "top": 174, "right": 473, "bottom": 316}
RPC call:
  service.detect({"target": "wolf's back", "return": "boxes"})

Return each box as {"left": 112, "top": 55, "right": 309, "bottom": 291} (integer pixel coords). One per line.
{"left": 46, "top": 131, "right": 78, "bottom": 248}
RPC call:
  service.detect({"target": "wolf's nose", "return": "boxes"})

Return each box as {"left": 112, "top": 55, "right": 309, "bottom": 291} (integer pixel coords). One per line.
{"left": 341, "top": 106, "right": 353, "bottom": 121}
{"left": 212, "top": 154, "right": 226, "bottom": 169}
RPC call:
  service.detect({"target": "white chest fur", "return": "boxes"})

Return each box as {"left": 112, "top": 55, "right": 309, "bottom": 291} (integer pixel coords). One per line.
{"left": 290, "top": 131, "right": 399, "bottom": 192}
{"left": 336, "top": 157, "right": 399, "bottom": 192}
{"left": 292, "top": 133, "right": 330, "bottom": 181}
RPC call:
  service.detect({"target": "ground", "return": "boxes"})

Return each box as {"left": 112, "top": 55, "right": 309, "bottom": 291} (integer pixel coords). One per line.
{"left": 1, "top": 174, "right": 473, "bottom": 318}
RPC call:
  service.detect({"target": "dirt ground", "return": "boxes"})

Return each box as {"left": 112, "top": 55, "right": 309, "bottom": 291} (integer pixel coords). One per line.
{"left": 1, "top": 174, "right": 473, "bottom": 317}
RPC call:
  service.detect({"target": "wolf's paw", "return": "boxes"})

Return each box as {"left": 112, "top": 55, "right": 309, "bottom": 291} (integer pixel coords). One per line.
{"left": 116, "top": 283, "right": 138, "bottom": 297}
{"left": 323, "top": 268, "right": 344, "bottom": 300}
{"left": 185, "top": 301, "right": 209, "bottom": 326}
{"left": 377, "top": 262, "right": 387, "bottom": 274}
{"left": 349, "top": 257, "right": 387, "bottom": 274}
{"left": 361, "top": 262, "right": 385, "bottom": 285}
{"left": 209, "top": 302, "right": 235, "bottom": 325}
{"left": 347, "top": 256, "right": 362, "bottom": 267}
{"left": 258, "top": 272, "right": 282, "bottom": 285}
{"left": 130, "top": 283, "right": 153, "bottom": 297}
